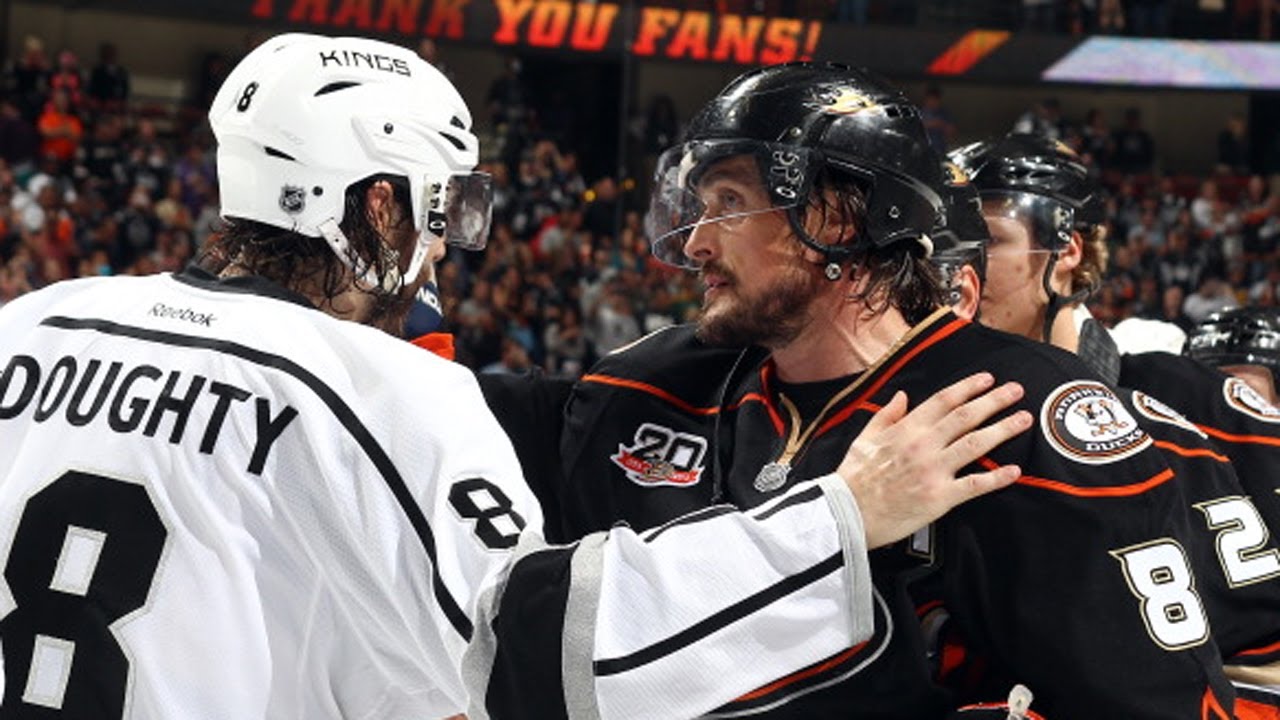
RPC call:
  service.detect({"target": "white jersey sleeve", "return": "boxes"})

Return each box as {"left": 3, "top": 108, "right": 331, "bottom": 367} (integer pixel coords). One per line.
{"left": 0, "top": 272, "right": 873, "bottom": 720}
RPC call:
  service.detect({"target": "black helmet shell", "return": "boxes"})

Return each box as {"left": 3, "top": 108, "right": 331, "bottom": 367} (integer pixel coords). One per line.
{"left": 680, "top": 61, "right": 945, "bottom": 253}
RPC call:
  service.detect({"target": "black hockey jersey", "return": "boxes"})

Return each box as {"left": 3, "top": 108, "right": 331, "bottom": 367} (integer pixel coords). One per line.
{"left": 524, "top": 310, "right": 1240, "bottom": 718}
{"left": 1121, "top": 351, "right": 1280, "bottom": 682}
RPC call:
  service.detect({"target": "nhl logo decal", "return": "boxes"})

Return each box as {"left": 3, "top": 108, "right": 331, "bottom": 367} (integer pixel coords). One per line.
{"left": 279, "top": 185, "right": 306, "bottom": 215}
{"left": 1223, "top": 377, "right": 1280, "bottom": 423}
{"left": 610, "top": 422, "right": 707, "bottom": 488}
{"left": 1131, "top": 390, "right": 1207, "bottom": 439}
{"left": 1041, "top": 381, "right": 1149, "bottom": 464}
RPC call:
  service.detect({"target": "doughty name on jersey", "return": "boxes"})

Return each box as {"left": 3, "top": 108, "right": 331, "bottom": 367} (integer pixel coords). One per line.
{"left": 0, "top": 353, "right": 297, "bottom": 474}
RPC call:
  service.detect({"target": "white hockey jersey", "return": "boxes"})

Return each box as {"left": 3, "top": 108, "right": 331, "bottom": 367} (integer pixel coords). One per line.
{"left": 0, "top": 270, "right": 874, "bottom": 720}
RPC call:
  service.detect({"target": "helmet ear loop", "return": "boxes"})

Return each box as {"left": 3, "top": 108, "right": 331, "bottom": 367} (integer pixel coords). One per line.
{"left": 784, "top": 202, "right": 854, "bottom": 282}
{"left": 1039, "top": 248, "right": 1094, "bottom": 344}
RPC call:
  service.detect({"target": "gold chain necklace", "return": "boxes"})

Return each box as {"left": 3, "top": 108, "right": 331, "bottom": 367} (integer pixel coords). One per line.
{"left": 751, "top": 306, "right": 953, "bottom": 492}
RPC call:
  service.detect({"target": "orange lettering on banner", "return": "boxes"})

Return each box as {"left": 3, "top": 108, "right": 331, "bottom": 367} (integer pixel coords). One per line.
{"left": 570, "top": 2, "right": 618, "bottom": 51}
{"left": 801, "top": 20, "right": 821, "bottom": 60}
{"left": 759, "top": 18, "right": 802, "bottom": 64}
{"left": 666, "top": 11, "right": 711, "bottom": 59}
{"left": 375, "top": 0, "right": 424, "bottom": 33}
{"left": 632, "top": 7, "right": 679, "bottom": 55}
{"left": 251, "top": 0, "right": 275, "bottom": 18}
{"left": 710, "top": 14, "right": 764, "bottom": 63}
{"left": 287, "top": 0, "right": 330, "bottom": 23}
{"left": 493, "top": 0, "right": 536, "bottom": 44}
{"left": 528, "top": 0, "right": 572, "bottom": 47}
{"left": 424, "top": 0, "right": 469, "bottom": 38}
{"left": 332, "top": 0, "right": 374, "bottom": 28}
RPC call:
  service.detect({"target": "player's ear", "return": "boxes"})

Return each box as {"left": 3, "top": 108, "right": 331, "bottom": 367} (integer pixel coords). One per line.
{"left": 1053, "top": 232, "right": 1083, "bottom": 294}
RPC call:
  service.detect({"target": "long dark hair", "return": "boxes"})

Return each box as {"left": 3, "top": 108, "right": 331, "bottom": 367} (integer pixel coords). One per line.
{"left": 212, "top": 175, "right": 415, "bottom": 315}
{"left": 806, "top": 167, "right": 946, "bottom": 325}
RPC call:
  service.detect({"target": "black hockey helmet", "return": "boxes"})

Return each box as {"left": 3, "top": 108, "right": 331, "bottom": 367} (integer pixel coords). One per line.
{"left": 930, "top": 162, "right": 989, "bottom": 299}
{"left": 950, "top": 132, "right": 1104, "bottom": 250}
{"left": 1185, "top": 306, "right": 1280, "bottom": 379}
{"left": 644, "top": 61, "right": 945, "bottom": 270}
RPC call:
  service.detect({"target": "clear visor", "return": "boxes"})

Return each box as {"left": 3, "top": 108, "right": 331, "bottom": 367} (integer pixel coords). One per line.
{"left": 980, "top": 190, "right": 1074, "bottom": 251}
{"left": 644, "top": 140, "right": 816, "bottom": 269}
{"left": 421, "top": 171, "right": 493, "bottom": 251}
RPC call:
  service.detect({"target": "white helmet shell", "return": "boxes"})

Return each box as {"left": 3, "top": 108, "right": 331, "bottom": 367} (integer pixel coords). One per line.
{"left": 209, "top": 33, "right": 486, "bottom": 290}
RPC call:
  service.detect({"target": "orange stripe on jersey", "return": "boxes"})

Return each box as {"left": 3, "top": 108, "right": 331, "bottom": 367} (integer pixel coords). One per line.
{"left": 977, "top": 457, "right": 1177, "bottom": 497}
{"left": 1235, "top": 637, "right": 1280, "bottom": 658}
{"left": 732, "top": 641, "right": 868, "bottom": 702}
{"left": 915, "top": 599, "right": 944, "bottom": 618}
{"left": 757, "top": 362, "right": 786, "bottom": 436}
{"left": 1233, "top": 699, "right": 1280, "bottom": 719}
{"left": 1202, "top": 687, "right": 1233, "bottom": 719}
{"left": 1152, "top": 440, "right": 1231, "bottom": 464}
{"left": 581, "top": 374, "right": 721, "bottom": 416}
{"left": 1197, "top": 424, "right": 1280, "bottom": 448}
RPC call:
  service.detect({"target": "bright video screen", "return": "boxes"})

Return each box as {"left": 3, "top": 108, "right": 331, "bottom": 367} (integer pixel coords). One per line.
{"left": 1042, "top": 37, "right": 1280, "bottom": 90}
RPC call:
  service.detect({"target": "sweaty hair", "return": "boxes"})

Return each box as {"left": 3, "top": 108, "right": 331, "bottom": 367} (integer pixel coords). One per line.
{"left": 1071, "top": 224, "right": 1109, "bottom": 299}
{"left": 214, "top": 176, "right": 414, "bottom": 314}
{"left": 804, "top": 167, "right": 946, "bottom": 325}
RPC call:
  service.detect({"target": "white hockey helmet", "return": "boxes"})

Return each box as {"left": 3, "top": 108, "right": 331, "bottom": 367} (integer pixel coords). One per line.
{"left": 209, "top": 32, "right": 491, "bottom": 292}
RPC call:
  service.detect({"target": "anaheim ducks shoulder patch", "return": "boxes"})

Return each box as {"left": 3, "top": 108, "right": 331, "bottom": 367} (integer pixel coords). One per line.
{"left": 610, "top": 422, "right": 708, "bottom": 487}
{"left": 1041, "top": 381, "right": 1150, "bottom": 464}
{"left": 1223, "top": 377, "right": 1280, "bottom": 423}
{"left": 1131, "top": 390, "right": 1208, "bottom": 439}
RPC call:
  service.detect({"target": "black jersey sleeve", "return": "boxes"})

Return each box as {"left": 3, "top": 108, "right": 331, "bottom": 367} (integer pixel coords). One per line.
{"left": 477, "top": 371, "right": 574, "bottom": 541}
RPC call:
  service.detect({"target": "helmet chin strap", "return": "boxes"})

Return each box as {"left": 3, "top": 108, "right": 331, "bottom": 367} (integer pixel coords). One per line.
{"left": 319, "top": 217, "right": 423, "bottom": 295}
{"left": 1039, "top": 250, "right": 1090, "bottom": 343}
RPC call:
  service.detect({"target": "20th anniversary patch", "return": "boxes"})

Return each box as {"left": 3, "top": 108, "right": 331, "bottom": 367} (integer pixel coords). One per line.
{"left": 1041, "top": 381, "right": 1150, "bottom": 464}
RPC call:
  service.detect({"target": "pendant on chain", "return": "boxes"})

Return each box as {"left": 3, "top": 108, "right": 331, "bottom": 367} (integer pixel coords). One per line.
{"left": 754, "top": 460, "right": 791, "bottom": 493}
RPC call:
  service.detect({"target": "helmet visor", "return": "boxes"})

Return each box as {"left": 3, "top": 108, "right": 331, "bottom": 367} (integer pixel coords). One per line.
{"left": 644, "top": 140, "right": 817, "bottom": 269}
{"left": 980, "top": 190, "right": 1075, "bottom": 250}
{"left": 422, "top": 171, "right": 493, "bottom": 251}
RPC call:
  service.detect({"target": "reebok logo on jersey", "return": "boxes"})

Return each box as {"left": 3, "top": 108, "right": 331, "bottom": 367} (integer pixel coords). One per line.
{"left": 150, "top": 303, "right": 215, "bottom": 327}
{"left": 610, "top": 422, "right": 707, "bottom": 488}
{"left": 1223, "top": 377, "right": 1280, "bottom": 423}
{"left": 1041, "top": 381, "right": 1150, "bottom": 464}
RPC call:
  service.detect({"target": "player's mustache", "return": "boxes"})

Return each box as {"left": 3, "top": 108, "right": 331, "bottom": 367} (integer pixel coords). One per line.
{"left": 699, "top": 262, "right": 736, "bottom": 285}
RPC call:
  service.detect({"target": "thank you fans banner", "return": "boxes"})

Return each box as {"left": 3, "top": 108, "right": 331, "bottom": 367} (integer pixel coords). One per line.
{"left": 248, "top": 0, "right": 823, "bottom": 65}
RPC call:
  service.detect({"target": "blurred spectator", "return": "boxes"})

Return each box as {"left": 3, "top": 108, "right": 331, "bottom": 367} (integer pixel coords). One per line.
{"left": 1158, "top": 283, "right": 1194, "bottom": 332}
{"left": 1183, "top": 275, "right": 1239, "bottom": 322}
{"left": 81, "top": 113, "right": 130, "bottom": 206}
{"left": 125, "top": 118, "right": 172, "bottom": 198}
{"left": 1216, "top": 113, "right": 1250, "bottom": 175}
{"left": 1130, "top": 0, "right": 1173, "bottom": 35}
{"left": 1110, "top": 108, "right": 1155, "bottom": 175}
{"left": 4, "top": 35, "right": 50, "bottom": 122}
{"left": 87, "top": 42, "right": 131, "bottom": 116}
{"left": 416, "top": 37, "right": 455, "bottom": 82}
{"left": 486, "top": 55, "right": 532, "bottom": 170}
{"left": 48, "top": 50, "right": 86, "bottom": 119}
{"left": 1097, "top": 0, "right": 1126, "bottom": 32}
{"left": 1022, "top": 0, "right": 1059, "bottom": 32}
{"left": 36, "top": 90, "right": 83, "bottom": 173}
{"left": 480, "top": 336, "right": 534, "bottom": 375}
{"left": 0, "top": 99, "right": 39, "bottom": 180}
{"left": 1158, "top": 227, "right": 1206, "bottom": 294}
{"left": 1013, "top": 98, "right": 1063, "bottom": 141}
{"left": 1079, "top": 108, "right": 1112, "bottom": 169}
{"left": 589, "top": 280, "right": 642, "bottom": 355}
{"left": 543, "top": 303, "right": 588, "bottom": 377}
{"left": 920, "top": 85, "right": 956, "bottom": 152}
{"left": 192, "top": 52, "right": 230, "bottom": 112}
